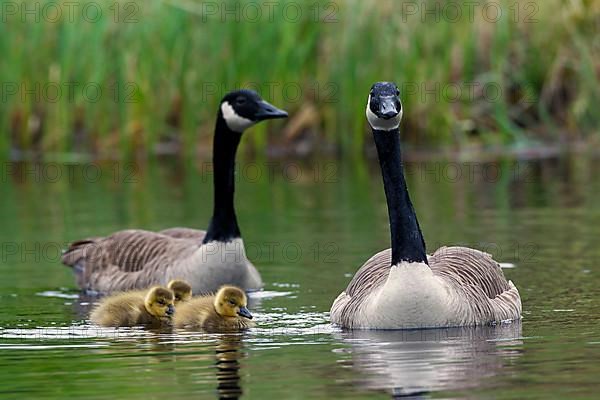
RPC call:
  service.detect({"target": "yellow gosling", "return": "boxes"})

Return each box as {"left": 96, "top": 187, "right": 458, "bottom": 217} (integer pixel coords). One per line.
{"left": 173, "top": 286, "right": 254, "bottom": 331}
{"left": 168, "top": 279, "right": 193, "bottom": 305}
{"left": 90, "top": 287, "right": 175, "bottom": 327}
{"left": 126, "top": 280, "right": 192, "bottom": 305}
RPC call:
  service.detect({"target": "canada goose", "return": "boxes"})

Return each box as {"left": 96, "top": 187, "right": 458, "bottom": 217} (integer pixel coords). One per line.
{"left": 173, "top": 285, "right": 254, "bottom": 331}
{"left": 90, "top": 286, "right": 175, "bottom": 327}
{"left": 62, "top": 90, "right": 288, "bottom": 294}
{"left": 168, "top": 279, "right": 193, "bottom": 304}
{"left": 330, "top": 82, "right": 522, "bottom": 329}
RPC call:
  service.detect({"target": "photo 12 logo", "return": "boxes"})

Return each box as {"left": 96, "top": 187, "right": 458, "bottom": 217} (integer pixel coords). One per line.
{"left": 1, "top": 1, "right": 140, "bottom": 23}
{"left": 1, "top": 81, "right": 139, "bottom": 104}
{"left": 200, "top": 81, "right": 339, "bottom": 104}
{"left": 199, "top": 162, "right": 339, "bottom": 184}
{"left": 403, "top": 162, "right": 537, "bottom": 184}
{"left": 0, "top": 162, "right": 139, "bottom": 184}
{"left": 400, "top": 1, "right": 539, "bottom": 23}
{"left": 401, "top": 81, "right": 537, "bottom": 105}
{"left": 200, "top": 240, "right": 340, "bottom": 264}
{"left": 188, "top": 1, "right": 339, "bottom": 23}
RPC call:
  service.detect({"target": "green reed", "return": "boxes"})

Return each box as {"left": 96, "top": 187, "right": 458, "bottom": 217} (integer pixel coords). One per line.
{"left": 1, "top": 0, "right": 598, "bottom": 158}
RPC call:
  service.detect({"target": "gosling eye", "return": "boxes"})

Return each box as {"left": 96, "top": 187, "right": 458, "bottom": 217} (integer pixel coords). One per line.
{"left": 175, "top": 296, "right": 181, "bottom": 301}
{"left": 228, "top": 299, "right": 237, "bottom": 306}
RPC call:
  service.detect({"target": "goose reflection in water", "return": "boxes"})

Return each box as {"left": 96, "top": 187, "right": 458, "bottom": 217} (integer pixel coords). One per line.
{"left": 165, "top": 331, "right": 246, "bottom": 399}
{"left": 215, "top": 335, "right": 244, "bottom": 399}
{"left": 334, "top": 323, "right": 523, "bottom": 398}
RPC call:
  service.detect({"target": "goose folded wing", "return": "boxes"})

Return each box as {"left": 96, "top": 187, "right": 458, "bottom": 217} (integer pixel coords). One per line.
{"left": 63, "top": 229, "right": 200, "bottom": 273}
{"left": 345, "top": 249, "right": 393, "bottom": 298}
{"left": 428, "top": 246, "right": 510, "bottom": 299}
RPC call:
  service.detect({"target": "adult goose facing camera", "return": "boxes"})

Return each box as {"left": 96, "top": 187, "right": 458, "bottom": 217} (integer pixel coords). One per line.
{"left": 62, "top": 90, "right": 288, "bottom": 294}
{"left": 330, "top": 82, "right": 521, "bottom": 329}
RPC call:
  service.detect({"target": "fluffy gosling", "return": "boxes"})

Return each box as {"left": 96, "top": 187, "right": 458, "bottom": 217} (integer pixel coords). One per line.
{"left": 90, "top": 286, "right": 175, "bottom": 327}
{"left": 173, "top": 286, "right": 254, "bottom": 331}
{"left": 168, "top": 279, "right": 192, "bottom": 304}
{"left": 125, "top": 279, "right": 192, "bottom": 305}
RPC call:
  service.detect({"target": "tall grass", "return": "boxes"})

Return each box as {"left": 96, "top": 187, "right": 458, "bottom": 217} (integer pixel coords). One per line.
{"left": 1, "top": 0, "right": 599, "bottom": 159}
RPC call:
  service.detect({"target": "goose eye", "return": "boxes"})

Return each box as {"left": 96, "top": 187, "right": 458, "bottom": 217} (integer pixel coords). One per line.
{"left": 236, "top": 97, "right": 246, "bottom": 105}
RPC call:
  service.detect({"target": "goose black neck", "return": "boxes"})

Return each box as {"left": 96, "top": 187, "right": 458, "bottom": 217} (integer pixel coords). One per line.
{"left": 373, "top": 128, "right": 428, "bottom": 266}
{"left": 203, "top": 115, "right": 242, "bottom": 244}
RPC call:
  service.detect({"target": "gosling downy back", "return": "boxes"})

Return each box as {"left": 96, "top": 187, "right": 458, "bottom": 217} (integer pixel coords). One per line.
{"left": 61, "top": 90, "right": 288, "bottom": 294}
{"left": 168, "top": 279, "right": 193, "bottom": 304}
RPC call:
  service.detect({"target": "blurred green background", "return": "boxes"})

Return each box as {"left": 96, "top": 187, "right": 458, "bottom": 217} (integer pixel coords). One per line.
{"left": 1, "top": 0, "right": 599, "bottom": 159}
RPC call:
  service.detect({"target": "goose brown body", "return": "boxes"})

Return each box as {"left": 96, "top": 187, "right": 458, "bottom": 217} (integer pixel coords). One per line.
{"left": 62, "top": 229, "right": 260, "bottom": 294}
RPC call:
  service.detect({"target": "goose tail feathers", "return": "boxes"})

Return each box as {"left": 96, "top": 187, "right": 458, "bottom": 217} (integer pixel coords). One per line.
{"left": 61, "top": 237, "right": 102, "bottom": 270}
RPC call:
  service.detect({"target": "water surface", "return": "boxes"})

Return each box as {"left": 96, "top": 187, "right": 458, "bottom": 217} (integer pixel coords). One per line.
{"left": 1, "top": 155, "right": 600, "bottom": 399}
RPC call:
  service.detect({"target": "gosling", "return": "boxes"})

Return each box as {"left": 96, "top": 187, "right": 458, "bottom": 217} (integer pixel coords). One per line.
{"left": 90, "top": 286, "right": 175, "bottom": 327}
{"left": 168, "top": 279, "right": 193, "bottom": 304}
{"left": 173, "top": 286, "right": 254, "bottom": 331}
{"left": 125, "top": 279, "right": 192, "bottom": 305}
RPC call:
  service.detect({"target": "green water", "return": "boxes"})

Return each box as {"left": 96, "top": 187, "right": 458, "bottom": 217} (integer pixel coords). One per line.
{"left": 1, "top": 155, "right": 600, "bottom": 399}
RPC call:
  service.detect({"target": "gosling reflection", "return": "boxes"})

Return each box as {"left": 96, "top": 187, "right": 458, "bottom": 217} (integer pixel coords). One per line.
{"left": 215, "top": 335, "right": 244, "bottom": 400}
{"left": 336, "top": 323, "right": 522, "bottom": 397}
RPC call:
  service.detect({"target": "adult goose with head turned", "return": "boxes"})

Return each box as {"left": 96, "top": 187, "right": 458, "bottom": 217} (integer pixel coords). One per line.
{"left": 330, "top": 82, "right": 521, "bottom": 329}
{"left": 62, "top": 90, "right": 288, "bottom": 294}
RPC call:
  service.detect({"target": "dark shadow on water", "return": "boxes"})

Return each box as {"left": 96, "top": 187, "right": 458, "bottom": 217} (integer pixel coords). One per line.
{"left": 215, "top": 335, "right": 244, "bottom": 399}
{"left": 170, "top": 331, "right": 246, "bottom": 399}
{"left": 335, "top": 323, "right": 523, "bottom": 398}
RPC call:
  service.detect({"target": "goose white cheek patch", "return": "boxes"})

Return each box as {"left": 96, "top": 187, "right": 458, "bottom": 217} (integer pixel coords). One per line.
{"left": 366, "top": 97, "right": 402, "bottom": 131}
{"left": 221, "top": 102, "right": 256, "bottom": 132}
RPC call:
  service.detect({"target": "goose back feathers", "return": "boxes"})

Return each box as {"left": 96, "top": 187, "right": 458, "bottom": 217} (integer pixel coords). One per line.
{"left": 62, "top": 229, "right": 260, "bottom": 294}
